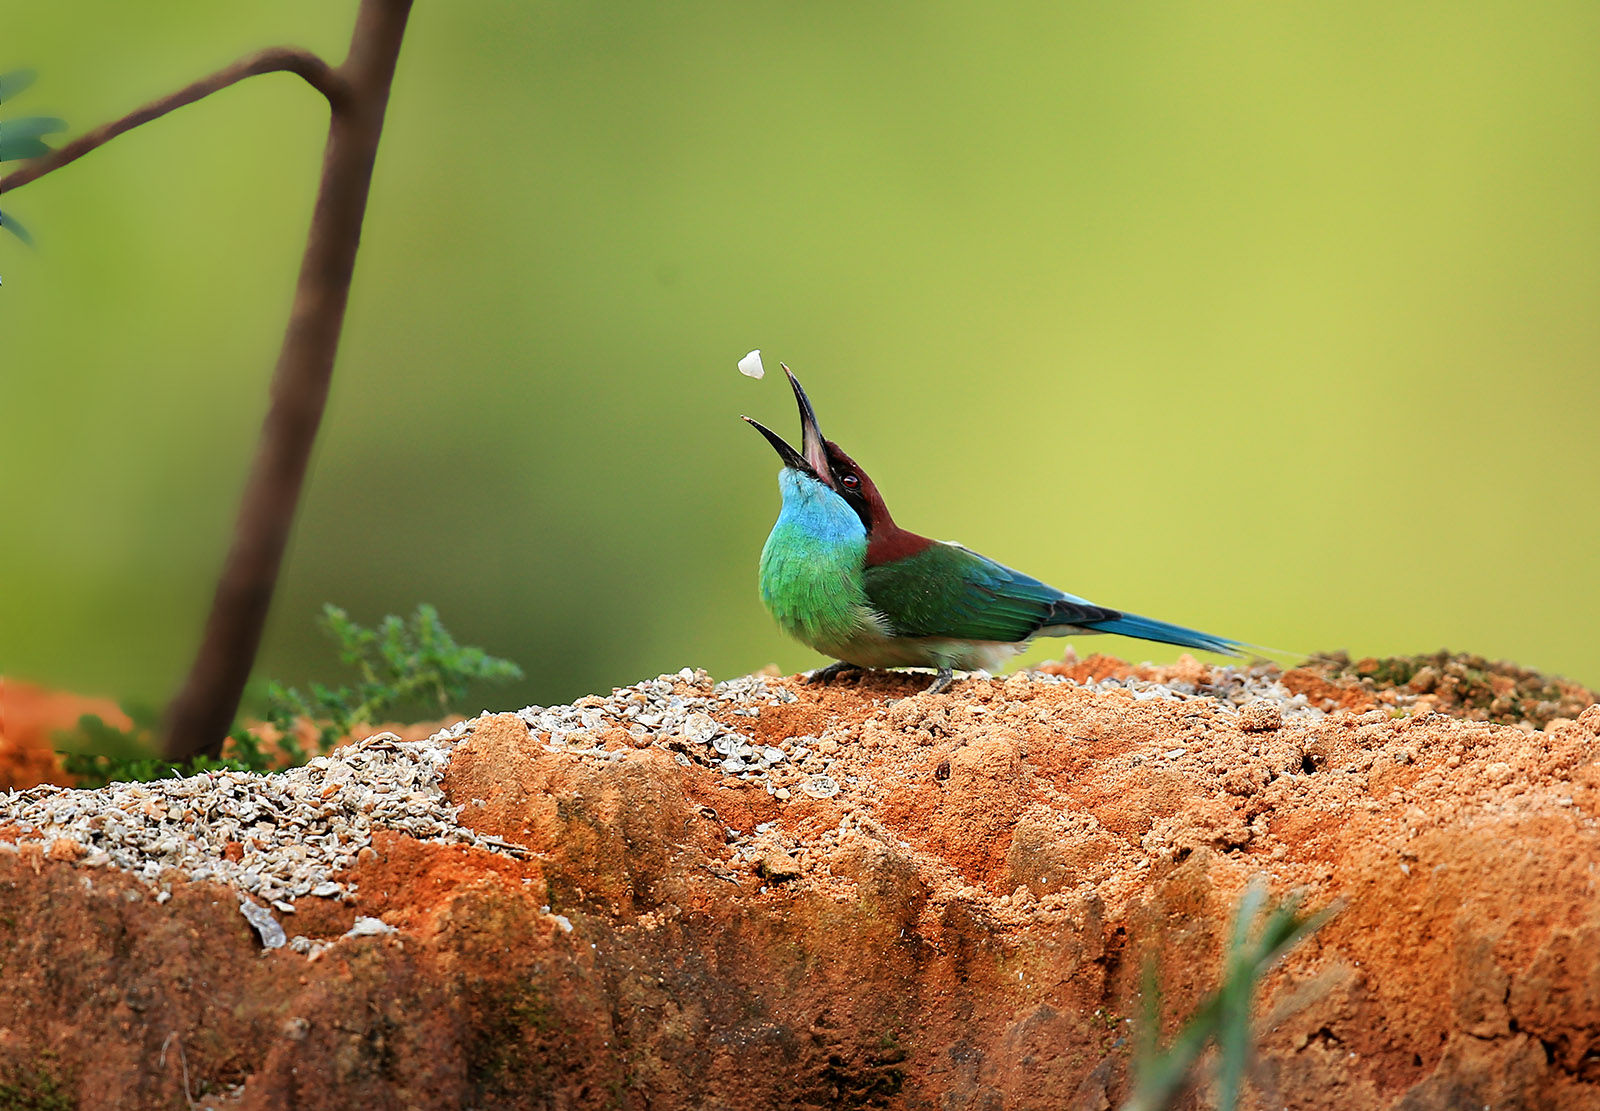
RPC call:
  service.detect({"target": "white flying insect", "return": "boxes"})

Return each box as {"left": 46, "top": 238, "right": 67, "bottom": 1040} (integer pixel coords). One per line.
{"left": 738, "top": 349, "right": 765, "bottom": 379}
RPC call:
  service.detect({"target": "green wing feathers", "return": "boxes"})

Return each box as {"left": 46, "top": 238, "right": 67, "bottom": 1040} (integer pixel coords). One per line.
{"left": 862, "top": 543, "right": 1115, "bottom": 644}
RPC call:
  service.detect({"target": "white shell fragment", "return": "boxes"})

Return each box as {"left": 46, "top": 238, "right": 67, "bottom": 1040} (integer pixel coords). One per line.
{"left": 684, "top": 712, "right": 720, "bottom": 744}
{"left": 738, "top": 349, "right": 765, "bottom": 379}
{"left": 800, "top": 775, "right": 841, "bottom": 799}
{"left": 239, "top": 899, "right": 287, "bottom": 949}
{"left": 344, "top": 916, "right": 398, "bottom": 939}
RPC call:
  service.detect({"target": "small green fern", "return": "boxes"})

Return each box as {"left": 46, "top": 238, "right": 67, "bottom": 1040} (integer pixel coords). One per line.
{"left": 266, "top": 603, "right": 523, "bottom": 754}
{"left": 54, "top": 604, "right": 522, "bottom": 786}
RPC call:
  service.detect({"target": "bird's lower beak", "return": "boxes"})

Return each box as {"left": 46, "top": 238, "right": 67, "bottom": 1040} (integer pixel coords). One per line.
{"left": 742, "top": 414, "right": 809, "bottom": 473}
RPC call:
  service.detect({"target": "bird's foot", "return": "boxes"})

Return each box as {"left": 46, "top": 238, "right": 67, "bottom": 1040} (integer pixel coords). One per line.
{"left": 806, "top": 661, "right": 863, "bottom": 685}
{"left": 925, "top": 667, "right": 956, "bottom": 695}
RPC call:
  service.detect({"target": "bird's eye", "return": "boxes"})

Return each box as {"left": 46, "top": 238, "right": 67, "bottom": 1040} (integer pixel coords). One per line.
{"left": 840, "top": 473, "right": 860, "bottom": 489}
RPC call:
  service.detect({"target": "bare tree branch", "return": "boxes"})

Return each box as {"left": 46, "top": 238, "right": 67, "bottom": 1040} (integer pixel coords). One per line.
{"left": 161, "top": 0, "right": 415, "bottom": 761}
{"left": 0, "top": 46, "right": 347, "bottom": 195}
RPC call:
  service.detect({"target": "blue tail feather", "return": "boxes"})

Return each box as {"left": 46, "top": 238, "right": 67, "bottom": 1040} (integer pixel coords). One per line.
{"left": 1083, "top": 613, "right": 1242, "bottom": 657}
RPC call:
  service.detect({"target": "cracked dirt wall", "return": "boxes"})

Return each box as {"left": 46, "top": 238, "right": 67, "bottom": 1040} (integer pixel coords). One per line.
{"left": 2, "top": 654, "right": 1599, "bottom": 1109}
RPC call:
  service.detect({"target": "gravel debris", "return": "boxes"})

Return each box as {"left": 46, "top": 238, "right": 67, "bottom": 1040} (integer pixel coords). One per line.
{"left": 1302, "top": 649, "right": 1594, "bottom": 727}
{"left": 1040, "top": 665, "right": 1327, "bottom": 718}
{"left": 0, "top": 725, "right": 511, "bottom": 906}
{"left": 516, "top": 667, "right": 799, "bottom": 783}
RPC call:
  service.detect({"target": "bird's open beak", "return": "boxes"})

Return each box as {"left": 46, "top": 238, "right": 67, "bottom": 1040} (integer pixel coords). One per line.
{"left": 741, "top": 364, "right": 834, "bottom": 485}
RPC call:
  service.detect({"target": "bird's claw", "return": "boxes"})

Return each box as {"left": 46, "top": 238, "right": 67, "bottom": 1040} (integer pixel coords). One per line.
{"left": 806, "top": 661, "right": 862, "bottom": 685}
{"left": 924, "top": 667, "right": 956, "bottom": 695}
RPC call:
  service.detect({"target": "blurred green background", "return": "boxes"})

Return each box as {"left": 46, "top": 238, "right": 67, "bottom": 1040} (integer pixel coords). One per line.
{"left": 4, "top": 1, "right": 1598, "bottom": 718}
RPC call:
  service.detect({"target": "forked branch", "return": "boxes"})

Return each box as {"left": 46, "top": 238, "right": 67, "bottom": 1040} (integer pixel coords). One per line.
{"left": 0, "top": 47, "right": 346, "bottom": 195}
{"left": 8, "top": 0, "right": 414, "bottom": 762}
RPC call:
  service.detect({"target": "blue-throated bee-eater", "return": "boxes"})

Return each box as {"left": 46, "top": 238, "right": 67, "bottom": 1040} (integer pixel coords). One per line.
{"left": 744, "top": 366, "right": 1243, "bottom": 692}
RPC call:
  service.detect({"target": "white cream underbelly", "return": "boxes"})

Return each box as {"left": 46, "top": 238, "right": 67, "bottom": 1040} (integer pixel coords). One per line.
{"left": 816, "top": 629, "right": 1035, "bottom": 672}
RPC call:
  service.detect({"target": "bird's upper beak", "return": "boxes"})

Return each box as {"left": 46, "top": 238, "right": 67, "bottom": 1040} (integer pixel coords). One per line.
{"left": 741, "top": 364, "right": 834, "bottom": 486}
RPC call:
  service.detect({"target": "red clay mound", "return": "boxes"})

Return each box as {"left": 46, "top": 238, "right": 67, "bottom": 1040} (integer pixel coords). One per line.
{"left": 1, "top": 654, "right": 1598, "bottom": 1109}
{"left": 0, "top": 677, "right": 130, "bottom": 788}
